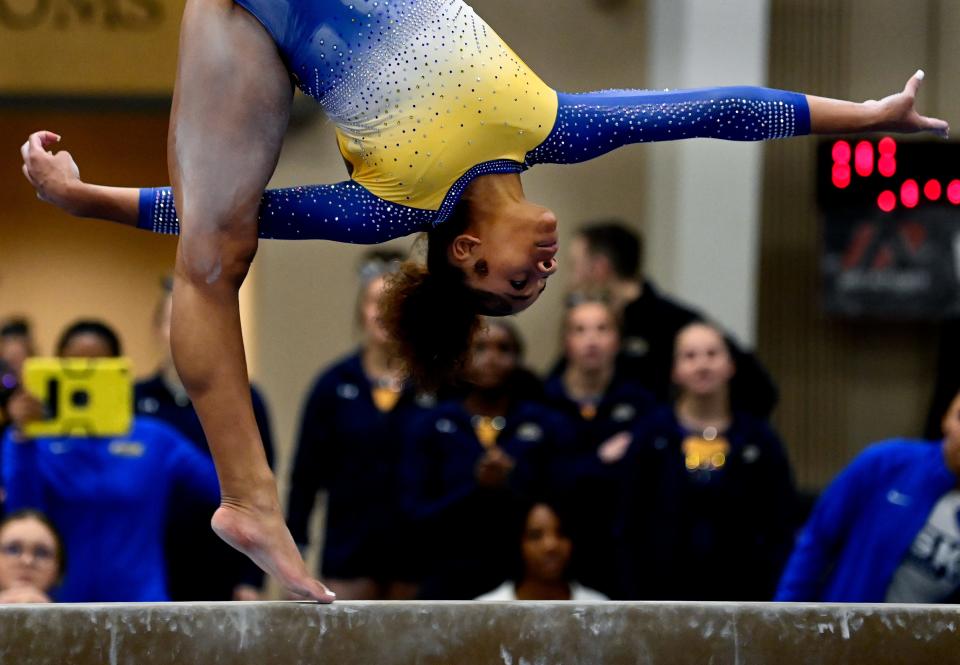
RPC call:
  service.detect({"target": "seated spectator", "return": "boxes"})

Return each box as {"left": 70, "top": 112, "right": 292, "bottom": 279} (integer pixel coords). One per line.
{"left": 619, "top": 322, "right": 796, "bottom": 601}
{"left": 566, "top": 222, "right": 778, "bottom": 418}
{"left": 544, "top": 295, "right": 656, "bottom": 597}
{"left": 2, "top": 320, "right": 219, "bottom": 602}
{"left": 476, "top": 500, "right": 607, "bottom": 601}
{"left": 287, "top": 251, "right": 431, "bottom": 600}
{"left": 136, "top": 278, "right": 274, "bottom": 601}
{"left": 0, "top": 510, "right": 64, "bottom": 604}
{"left": 401, "top": 319, "right": 565, "bottom": 599}
{"left": 777, "top": 389, "right": 960, "bottom": 603}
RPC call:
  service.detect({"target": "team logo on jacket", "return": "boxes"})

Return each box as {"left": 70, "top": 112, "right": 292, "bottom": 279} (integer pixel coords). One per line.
{"left": 337, "top": 383, "right": 360, "bottom": 400}
{"left": 138, "top": 397, "right": 159, "bottom": 414}
{"left": 109, "top": 441, "right": 145, "bottom": 457}
{"left": 516, "top": 423, "right": 543, "bottom": 442}
{"left": 623, "top": 336, "right": 650, "bottom": 357}
{"left": 742, "top": 445, "right": 761, "bottom": 463}
{"left": 611, "top": 404, "right": 636, "bottom": 423}
{"left": 415, "top": 393, "right": 437, "bottom": 409}
{"left": 435, "top": 418, "right": 457, "bottom": 434}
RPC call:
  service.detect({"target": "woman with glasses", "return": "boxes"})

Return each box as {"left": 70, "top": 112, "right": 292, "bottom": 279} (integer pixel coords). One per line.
{"left": 0, "top": 510, "right": 64, "bottom": 603}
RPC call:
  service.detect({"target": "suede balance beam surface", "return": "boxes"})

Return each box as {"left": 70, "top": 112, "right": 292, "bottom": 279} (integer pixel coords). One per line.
{"left": 3, "top": 601, "right": 960, "bottom": 665}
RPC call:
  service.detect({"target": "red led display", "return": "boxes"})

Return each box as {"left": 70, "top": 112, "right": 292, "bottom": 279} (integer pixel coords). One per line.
{"left": 924, "top": 179, "right": 942, "bottom": 201}
{"left": 855, "top": 141, "right": 874, "bottom": 177}
{"left": 877, "top": 190, "right": 897, "bottom": 212}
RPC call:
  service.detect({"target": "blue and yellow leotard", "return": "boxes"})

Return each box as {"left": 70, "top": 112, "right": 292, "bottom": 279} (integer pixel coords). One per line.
{"left": 139, "top": 0, "right": 810, "bottom": 243}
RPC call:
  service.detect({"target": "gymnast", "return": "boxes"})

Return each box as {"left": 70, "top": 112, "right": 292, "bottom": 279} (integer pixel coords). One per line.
{"left": 19, "top": 0, "right": 948, "bottom": 602}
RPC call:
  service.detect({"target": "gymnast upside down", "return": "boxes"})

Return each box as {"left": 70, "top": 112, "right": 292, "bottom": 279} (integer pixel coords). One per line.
{"left": 20, "top": 0, "right": 948, "bottom": 602}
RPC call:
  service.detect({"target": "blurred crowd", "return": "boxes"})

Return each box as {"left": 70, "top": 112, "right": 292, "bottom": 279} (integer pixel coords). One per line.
{"left": 1, "top": 221, "right": 957, "bottom": 605}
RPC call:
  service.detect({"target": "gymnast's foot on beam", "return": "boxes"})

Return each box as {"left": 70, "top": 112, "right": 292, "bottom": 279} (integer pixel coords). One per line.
{"left": 211, "top": 493, "right": 335, "bottom": 603}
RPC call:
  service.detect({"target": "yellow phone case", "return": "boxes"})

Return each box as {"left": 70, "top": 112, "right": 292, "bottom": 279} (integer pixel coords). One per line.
{"left": 22, "top": 358, "right": 133, "bottom": 438}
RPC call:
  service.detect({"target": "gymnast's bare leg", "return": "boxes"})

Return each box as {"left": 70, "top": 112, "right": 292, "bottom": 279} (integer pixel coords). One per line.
{"left": 168, "top": 0, "right": 333, "bottom": 602}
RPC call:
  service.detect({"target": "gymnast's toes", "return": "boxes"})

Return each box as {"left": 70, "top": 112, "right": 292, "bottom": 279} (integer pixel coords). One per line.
{"left": 211, "top": 502, "right": 336, "bottom": 604}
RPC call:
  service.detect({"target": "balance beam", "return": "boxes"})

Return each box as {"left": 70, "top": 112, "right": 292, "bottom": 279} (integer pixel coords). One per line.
{"left": 2, "top": 601, "right": 959, "bottom": 664}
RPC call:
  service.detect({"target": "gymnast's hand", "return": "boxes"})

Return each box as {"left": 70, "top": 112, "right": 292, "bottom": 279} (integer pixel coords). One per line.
{"left": 20, "top": 131, "right": 140, "bottom": 227}
{"left": 808, "top": 70, "right": 949, "bottom": 138}
{"left": 20, "top": 131, "right": 83, "bottom": 213}
{"left": 868, "top": 71, "right": 949, "bottom": 138}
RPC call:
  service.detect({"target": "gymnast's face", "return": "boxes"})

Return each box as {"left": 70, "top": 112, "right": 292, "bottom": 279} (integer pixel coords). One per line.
{"left": 450, "top": 203, "right": 559, "bottom": 314}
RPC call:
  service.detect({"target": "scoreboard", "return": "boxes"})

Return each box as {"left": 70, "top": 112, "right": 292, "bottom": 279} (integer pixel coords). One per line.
{"left": 819, "top": 138, "right": 960, "bottom": 319}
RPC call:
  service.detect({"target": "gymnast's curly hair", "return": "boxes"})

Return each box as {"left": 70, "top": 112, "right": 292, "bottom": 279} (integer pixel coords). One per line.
{"left": 379, "top": 203, "right": 489, "bottom": 392}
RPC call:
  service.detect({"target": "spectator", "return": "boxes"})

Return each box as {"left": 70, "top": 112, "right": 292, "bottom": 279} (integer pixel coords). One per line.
{"left": 0, "top": 319, "right": 34, "bottom": 381}
{"left": 476, "top": 500, "right": 607, "bottom": 601}
{"left": 401, "top": 319, "right": 564, "bottom": 599}
{"left": 619, "top": 322, "right": 796, "bottom": 601}
{"left": 544, "top": 295, "right": 656, "bottom": 597}
{"left": 135, "top": 278, "right": 274, "bottom": 601}
{"left": 0, "top": 319, "right": 35, "bottom": 514}
{"left": 0, "top": 510, "right": 64, "bottom": 604}
{"left": 566, "top": 222, "right": 778, "bottom": 418}
{"left": 287, "top": 251, "right": 430, "bottom": 600}
{"left": 2, "top": 320, "right": 219, "bottom": 602}
{"left": 777, "top": 389, "right": 960, "bottom": 603}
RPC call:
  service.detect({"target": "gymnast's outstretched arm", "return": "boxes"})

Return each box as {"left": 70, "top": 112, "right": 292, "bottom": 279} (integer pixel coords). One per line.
{"left": 20, "top": 132, "right": 433, "bottom": 244}
{"left": 526, "top": 71, "right": 947, "bottom": 165}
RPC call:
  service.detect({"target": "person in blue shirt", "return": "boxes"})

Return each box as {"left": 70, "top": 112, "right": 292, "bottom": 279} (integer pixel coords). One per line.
{"left": 401, "top": 319, "right": 566, "bottom": 599}
{"left": 776, "top": 390, "right": 960, "bottom": 603}
{"left": 2, "top": 320, "right": 219, "bottom": 602}
{"left": 619, "top": 321, "right": 795, "bottom": 601}
{"left": 19, "top": 0, "right": 945, "bottom": 601}
{"left": 544, "top": 295, "right": 657, "bottom": 597}
{"left": 287, "top": 251, "right": 432, "bottom": 600}
{"left": 135, "top": 280, "right": 274, "bottom": 601}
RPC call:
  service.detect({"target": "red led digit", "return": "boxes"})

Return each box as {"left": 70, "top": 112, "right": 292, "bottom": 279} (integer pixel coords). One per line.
{"left": 832, "top": 140, "right": 852, "bottom": 164}
{"left": 901, "top": 180, "right": 920, "bottom": 208}
{"left": 877, "top": 190, "right": 897, "bottom": 212}
{"left": 832, "top": 163, "right": 851, "bottom": 189}
{"left": 878, "top": 155, "right": 896, "bottom": 178}
{"left": 854, "top": 141, "right": 874, "bottom": 177}
{"left": 948, "top": 180, "right": 960, "bottom": 205}
{"left": 877, "top": 137, "right": 897, "bottom": 177}
{"left": 924, "top": 180, "right": 942, "bottom": 201}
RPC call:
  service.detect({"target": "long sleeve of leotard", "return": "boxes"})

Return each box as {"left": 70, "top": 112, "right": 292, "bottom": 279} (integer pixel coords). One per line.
{"left": 525, "top": 86, "right": 810, "bottom": 166}
{"left": 138, "top": 181, "right": 434, "bottom": 243}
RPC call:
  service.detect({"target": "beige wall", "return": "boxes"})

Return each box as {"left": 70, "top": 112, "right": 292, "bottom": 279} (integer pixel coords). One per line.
{"left": 0, "top": 111, "right": 175, "bottom": 373}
